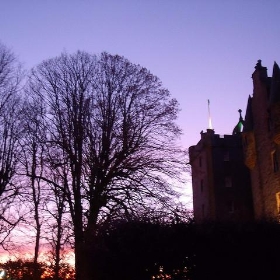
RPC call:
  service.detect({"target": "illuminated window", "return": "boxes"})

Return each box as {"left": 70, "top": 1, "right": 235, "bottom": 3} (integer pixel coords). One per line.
{"left": 272, "top": 151, "right": 279, "bottom": 172}
{"left": 276, "top": 192, "right": 280, "bottom": 214}
{"left": 0, "top": 269, "right": 7, "bottom": 280}
{"left": 225, "top": 176, "right": 232, "bottom": 188}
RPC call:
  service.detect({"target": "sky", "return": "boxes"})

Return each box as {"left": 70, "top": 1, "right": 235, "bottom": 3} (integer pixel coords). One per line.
{"left": 1, "top": 0, "right": 280, "bottom": 201}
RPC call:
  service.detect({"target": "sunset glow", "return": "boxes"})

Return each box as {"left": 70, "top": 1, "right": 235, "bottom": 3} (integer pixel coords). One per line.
{"left": 0, "top": 1, "right": 280, "bottom": 279}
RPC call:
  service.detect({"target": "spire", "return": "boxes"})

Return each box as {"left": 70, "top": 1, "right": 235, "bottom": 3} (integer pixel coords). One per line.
{"left": 232, "top": 109, "right": 244, "bottom": 135}
{"left": 207, "top": 99, "right": 213, "bottom": 130}
{"left": 269, "top": 61, "right": 280, "bottom": 104}
{"left": 238, "top": 109, "right": 243, "bottom": 121}
{"left": 243, "top": 96, "right": 254, "bottom": 132}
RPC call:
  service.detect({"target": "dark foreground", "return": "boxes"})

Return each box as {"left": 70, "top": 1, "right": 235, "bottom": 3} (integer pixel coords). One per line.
{"left": 1, "top": 220, "right": 280, "bottom": 280}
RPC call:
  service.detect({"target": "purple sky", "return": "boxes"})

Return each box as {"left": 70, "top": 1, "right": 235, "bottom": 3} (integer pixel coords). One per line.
{"left": 1, "top": 1, "right": 280, "bottom": 202}
{"left": 2, "top": 0, "right": 280, "bottom": 146}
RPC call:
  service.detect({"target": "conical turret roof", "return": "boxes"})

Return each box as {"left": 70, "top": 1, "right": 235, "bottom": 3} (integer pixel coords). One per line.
{"left": 269, "top": 61, "right": 280, "bottom": 104}
{"left": 232, "top": 109, "right": 244, "bottom": 135}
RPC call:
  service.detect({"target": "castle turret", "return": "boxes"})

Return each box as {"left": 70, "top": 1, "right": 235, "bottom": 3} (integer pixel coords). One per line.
{"left": 232, "top": 109, "right": 244, "bottom": 135}
{"left": 252, "top": 59, "right": 268, "bottom": 85}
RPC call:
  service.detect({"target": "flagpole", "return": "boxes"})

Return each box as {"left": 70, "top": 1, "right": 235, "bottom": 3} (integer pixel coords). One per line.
{"left": 208, "top": 99, "right": 213, "bottom": 129}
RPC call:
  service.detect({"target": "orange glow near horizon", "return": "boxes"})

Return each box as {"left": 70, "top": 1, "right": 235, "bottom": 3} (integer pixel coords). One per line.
{"left": 0, "top": 248, "right": 75, "bottom": 267}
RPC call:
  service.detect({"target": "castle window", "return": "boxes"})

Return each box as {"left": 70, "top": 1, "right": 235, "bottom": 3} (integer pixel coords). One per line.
{"left": 227, "top": 200, "right": 235, "bottom": 213}
{"left": 276, "top": 192, "right": 280, "bottom": 215}
{"left": 225, "top": 176, "right": 232, "bottom": 188}
{"left": 272, "top": 151, "right": 279, "bottom": 173}
{"left": 200, "top": 179, "right": 204, "bottom": 192}
{"left": 224, "top": 151, "right": 229, "bottom": 161}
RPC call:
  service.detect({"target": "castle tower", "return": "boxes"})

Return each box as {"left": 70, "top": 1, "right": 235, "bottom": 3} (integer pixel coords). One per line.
{"left": 244, "top": 60, "right": 280, "bottom": 220}
{"left": 190, "top": 61, "right": 280, "bottom": 223}
{"left": 189, "top": 114, "right": 253, "bottom": 223}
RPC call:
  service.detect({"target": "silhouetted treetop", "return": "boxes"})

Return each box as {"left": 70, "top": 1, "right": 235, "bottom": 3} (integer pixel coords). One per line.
{"left": 26, "top": 50, "right": 187, "bottom": 280}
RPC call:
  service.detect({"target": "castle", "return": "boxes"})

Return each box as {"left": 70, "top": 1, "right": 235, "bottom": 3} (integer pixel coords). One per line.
{"left": 189, "top": 60, "right": 280, "bottom": 223}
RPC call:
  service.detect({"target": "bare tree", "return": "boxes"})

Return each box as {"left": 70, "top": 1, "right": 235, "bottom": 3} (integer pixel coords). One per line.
{"left": 27, "top": 51, "right": 187, "bottom": 280}
{"left": 44, "top": 174, "right": 71, "bottom": 280}
{"left": 19, "top": 97, "right": 50, "bottom": 280}
{"left": 0, "top": 42, "right": 24, "bottom": 246}
{"left": 21, "top": 92, "right": 73, "bottom": 280}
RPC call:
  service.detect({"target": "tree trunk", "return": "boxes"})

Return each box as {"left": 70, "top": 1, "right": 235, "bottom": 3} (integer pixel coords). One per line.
{"left": 75, "top": 240, "right": 94, "bottom": 280}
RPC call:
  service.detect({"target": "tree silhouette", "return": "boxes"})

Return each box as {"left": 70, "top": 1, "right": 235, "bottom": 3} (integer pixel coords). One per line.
{"left": 26, "top": 51, "right": 187, "bottom": 280}
{"left": 0, "top": 42, "right": 24, "bottom": 246}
